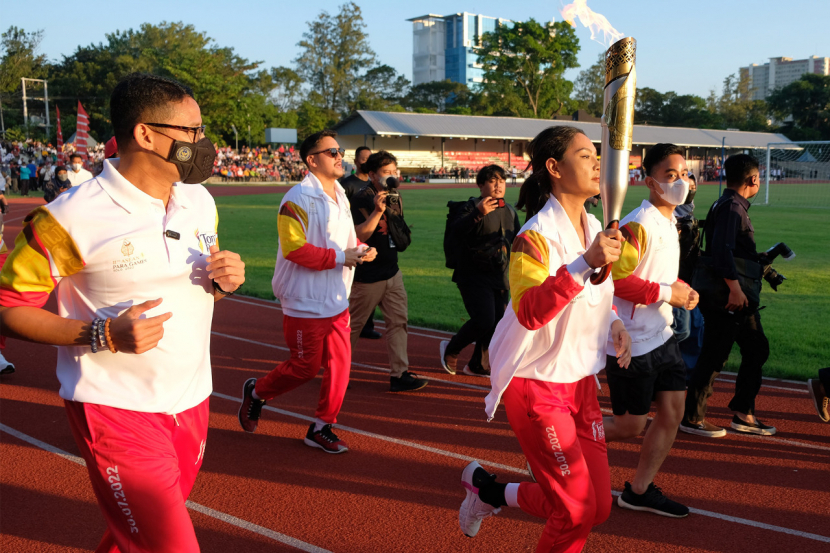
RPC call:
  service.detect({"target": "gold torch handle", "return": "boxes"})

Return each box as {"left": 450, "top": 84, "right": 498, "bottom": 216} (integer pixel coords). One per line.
{"left": 589, "top": 221, "right": 619, "bottom": 285}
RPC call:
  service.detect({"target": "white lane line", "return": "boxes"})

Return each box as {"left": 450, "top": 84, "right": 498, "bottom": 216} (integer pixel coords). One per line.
{"left": 211, "top": 331, "right": 490, "bottom": 392}
{"left": 212, "top": 331, "right": 830, "bottom": 453}
{"left": 211, "top": 392, "right": 526, "bottom": 476}
{"left": 0, "top": 423, "right": 333, "bottom": 553}
{"left": 211, "top": 394, "right": 830, "bottom": 544}
{"left": 224, "top": 297, "right": 810, "bottom": 389}
{"left": 224, "top": 296, "right": 454, "bottom": 337}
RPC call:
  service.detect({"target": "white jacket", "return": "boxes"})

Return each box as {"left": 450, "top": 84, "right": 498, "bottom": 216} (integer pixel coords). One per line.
{"left": 485, "top": 196, "right": 620, "bottom": 421}
{"left": 272, "top": 173, "right": 358, "bottom": 318}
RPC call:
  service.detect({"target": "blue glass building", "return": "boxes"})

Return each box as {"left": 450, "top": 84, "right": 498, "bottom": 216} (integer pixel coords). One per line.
{"left": 408, "top": 13, "right": 510, "bottom": 87}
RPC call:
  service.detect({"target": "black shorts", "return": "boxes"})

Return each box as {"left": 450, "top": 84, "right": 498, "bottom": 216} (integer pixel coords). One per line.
{"left": 605, "top": 336, "right": 687, "bottom": 416}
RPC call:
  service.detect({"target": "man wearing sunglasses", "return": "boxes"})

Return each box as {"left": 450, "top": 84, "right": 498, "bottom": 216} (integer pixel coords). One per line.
{"left": 238, "top": 129, "right": 377, "bottom": 454}
{"left": 0, "top": 73, "right": 245, "bottom": 552}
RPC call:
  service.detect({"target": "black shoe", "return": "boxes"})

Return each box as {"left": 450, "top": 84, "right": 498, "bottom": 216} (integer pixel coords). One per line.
{"left": 679, "top": 418, "right": 726, "bottom": 438}
{"left": 462, "top": 364, "right": 490, "bottom": 378}
{"left": 238, "top": 378, "right": 266, "bottom": 433}
{"left": 730, "top": 415, "right": 776, "bottom": 436}
{"left": 304, "top": 423, "right": 349, "bottom": 453}
{"left": 360, "top": 329, "right": 382, "bottom": 339}
{"left": 390, "top": 371, "right": 429, "bottom": 393}
{"left": 617, "top": 482, "right": 689, "bottom": 518}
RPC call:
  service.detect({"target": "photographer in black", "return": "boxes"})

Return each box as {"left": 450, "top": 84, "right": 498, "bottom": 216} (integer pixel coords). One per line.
{"left": 682, "top": 154, "right": 779, "bottom": 438}
{"left": 348, "top": 151, "right": 427, "bottom": 393}
{"left": 440, "top": 165, "right": 520, "bottom": 377}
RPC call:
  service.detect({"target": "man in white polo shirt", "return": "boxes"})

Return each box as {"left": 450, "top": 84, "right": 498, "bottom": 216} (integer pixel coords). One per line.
{"left": 602, "top": 143, "right": 699, "bottom": 518}
{"left": 0, "top": 73, "right": 245, "bottom": 552}
{"left": 66, "top": 152, "right": 94, "bottom": 186}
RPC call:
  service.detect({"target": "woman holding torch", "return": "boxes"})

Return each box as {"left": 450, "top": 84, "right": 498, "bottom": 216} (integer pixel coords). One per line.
{"left": 458, "top": 125, "right": 632, "bottom": 553}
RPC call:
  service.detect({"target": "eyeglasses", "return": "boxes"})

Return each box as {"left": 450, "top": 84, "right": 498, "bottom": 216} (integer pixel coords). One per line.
{"left": 310, "top": 148, "right": 345, "bottom": 159}
{"left": 145, "top": 123, "right": 207, "bottom": 142}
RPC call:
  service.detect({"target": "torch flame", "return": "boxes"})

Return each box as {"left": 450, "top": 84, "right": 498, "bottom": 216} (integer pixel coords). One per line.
{"left": 560, "top": 0, "right": 624, "bottom": 47}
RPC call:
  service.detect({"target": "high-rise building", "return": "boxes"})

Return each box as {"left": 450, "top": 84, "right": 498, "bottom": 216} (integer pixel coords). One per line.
{"left": 741, "top": 56, "right": 829, "bottom": 100}
{"left": 407, "top": 13, "right": 511, "bottom": 87}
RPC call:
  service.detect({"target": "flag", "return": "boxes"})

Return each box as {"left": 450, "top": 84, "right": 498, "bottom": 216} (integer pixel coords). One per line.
{"left": 75, "top": 101, "right": 90, "bottom": 166}
{"left": 56, "top": 106, "right": 65, "bottom": 165}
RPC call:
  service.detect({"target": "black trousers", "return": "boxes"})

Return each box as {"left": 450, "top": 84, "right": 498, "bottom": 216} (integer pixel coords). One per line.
{"left": 447, "top": 285, "right": 509, "bottom": 371}
{"left": 685, "top": 302, "right": 769, "bottom": 420}
{"left": 820, "top": 367, "right": 830, "bottom": 391}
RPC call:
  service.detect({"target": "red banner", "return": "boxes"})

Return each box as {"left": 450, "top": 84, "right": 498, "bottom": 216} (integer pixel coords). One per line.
{"left": 75, "top": 101, "right": 90, "bottom": 166}
{"left": 56, "top": 105, "right": 65, "bottom": 165}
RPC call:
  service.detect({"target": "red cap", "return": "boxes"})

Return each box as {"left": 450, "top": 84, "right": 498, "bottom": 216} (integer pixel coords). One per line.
{"left": 105, "top": 137, "right": 118, "bottom": 159}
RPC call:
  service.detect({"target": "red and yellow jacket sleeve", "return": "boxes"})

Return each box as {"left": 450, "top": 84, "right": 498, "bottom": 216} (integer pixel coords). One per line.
{"left": 278, "top": 201, "right": 337, "bottom": 271}
{"left": 0, "top": 207, "right": 85, "bottom": 308}
{"left": 509, "top": 230, "right": 584, "bottom": 331}
{"left": 612, "top": 221, "right": 663, "bottom": 305}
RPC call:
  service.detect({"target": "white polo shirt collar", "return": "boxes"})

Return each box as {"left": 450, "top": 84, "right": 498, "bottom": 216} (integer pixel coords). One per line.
{"left": 98, "top": 159, "right": 191, "bottom": 214}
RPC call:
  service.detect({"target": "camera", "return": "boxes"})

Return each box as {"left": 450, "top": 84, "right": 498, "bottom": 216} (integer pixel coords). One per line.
{"left": 496, "top": 198, "right": 506, "bottom": 208}
{"left": 758, "top": 242, "right": 795, "bottom": 292}
{"left": 382, "top": 176, "right": 401, "bottom": 207}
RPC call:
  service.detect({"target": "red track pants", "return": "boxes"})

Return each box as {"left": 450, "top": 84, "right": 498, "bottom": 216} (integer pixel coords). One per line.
{"left": 64, "top": 397, "right": 210, "bottom": 553}
{"left": 503, "top": 376, "right": 611, "bottom": 553}
{"left": 255, "top": 309, "right": 351, "bottom": 424}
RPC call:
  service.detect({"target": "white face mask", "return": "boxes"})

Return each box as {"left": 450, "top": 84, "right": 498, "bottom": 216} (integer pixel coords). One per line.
{"left": 654, "top": 177, "right": 690, "bottom": 206}
{"left": 72, "top": 163, "right": 83, "bottom": 172}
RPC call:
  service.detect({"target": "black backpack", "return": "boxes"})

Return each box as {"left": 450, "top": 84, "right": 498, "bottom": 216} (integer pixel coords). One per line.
{"left": 444, "top": 198, "right": 475, "bottom": 269}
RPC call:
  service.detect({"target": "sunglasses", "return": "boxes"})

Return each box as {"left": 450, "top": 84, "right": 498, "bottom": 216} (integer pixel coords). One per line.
{"left": 145, "top": 123, "right": 207, "bottom": 142}
{"left": 310, "top": 148, "right": 345, "bottom": 158}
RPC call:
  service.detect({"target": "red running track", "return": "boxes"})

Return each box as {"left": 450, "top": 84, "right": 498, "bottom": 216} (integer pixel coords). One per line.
{"left": 1, "top": 195, "right": 829, "bottom": 552}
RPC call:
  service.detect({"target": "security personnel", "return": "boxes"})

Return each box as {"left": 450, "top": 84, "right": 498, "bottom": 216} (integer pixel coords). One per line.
{"left": 681, "top": 154, "right": 775, "bottom": 438}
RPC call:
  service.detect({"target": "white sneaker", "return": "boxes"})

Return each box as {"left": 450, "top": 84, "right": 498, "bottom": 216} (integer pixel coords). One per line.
{"left": 0, "top": 351, "right": 14, "bottom": 375}
{"left": 459, "top": 461, "right": 500, "bottom": 537}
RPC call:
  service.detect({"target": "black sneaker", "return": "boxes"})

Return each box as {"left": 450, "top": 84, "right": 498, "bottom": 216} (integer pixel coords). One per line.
{"left": 360, "top": 329, "right": 382, "bottom": 339}
{"left": 304, "top": 423, "right": 349, "bottom": 453}
{"left": 462, "top": 364, "right": 490, "bottom": 378}
{"left": 679, "top": 418, "right": 726, "bottom": 438}
{"left": 238, "top": 378, "right": 266, "bottom": 433}
{"left": 390, "top": 371, "right": 429, "bottom": 393}
{"left": 730, "top": 415, "right": 777, "bottom": 436}
{"left": 617, "top": 482, "right": 689, "bottom": 518}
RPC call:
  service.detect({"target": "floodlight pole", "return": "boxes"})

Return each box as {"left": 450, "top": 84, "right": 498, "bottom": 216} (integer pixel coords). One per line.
{"left": 231, "top": 124, "right": 239, "bottom": 151}
{"left": 764, "top": 145, "right": 771, "bottom": 205}
{"left": 22, "top": 78, "right": 28, "bottom": 138}
{"left": 718, "top": 137, "right": 725, "bottom": 196}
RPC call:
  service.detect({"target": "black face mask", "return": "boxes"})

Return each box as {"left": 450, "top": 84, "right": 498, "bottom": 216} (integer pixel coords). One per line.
{"left": 683, "top": 188, "right": 696, "bottom": 205}
{"left": 166, "top": 136, "right": 217, "bottom": 184}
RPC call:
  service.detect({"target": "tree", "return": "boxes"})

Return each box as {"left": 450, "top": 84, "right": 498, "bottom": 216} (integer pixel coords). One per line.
{"left": 347, "top": 64, "right": 410, "bottom": 112}
{"left": 405, "top": 80, "right": 471, "bottom": 113}
{"left": 48, "top": 22, "right": 262, "bottom": 145}
{"left": 635, "top": 87, "right": 722, "bottom": 129}
{"left": 1, "top": 26, "right": 47, "bottom": 136}
{"left": 767, "top": 73, "right": 830, "bottom": 140}
{"left": 715, "top": 73, "right": 770, "bottom": 132}
{"left": 573, "top": 52, "right": 604, "bottom": 117}
{"left": 476, "top": 19, "right": 580, "bottom": 118}
{"left": 266, "top": 66, "right": 302, "bottom": 112}
{"left": 0, "top": 26, "right": 46, "bottom": 93}
{"left": 294, "top": 2, "right": 375, "bottom": 114}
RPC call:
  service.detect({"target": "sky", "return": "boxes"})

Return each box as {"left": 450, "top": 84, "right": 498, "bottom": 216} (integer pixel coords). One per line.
{"left": 3, "top": 0, "right": 829, "bottom": 99}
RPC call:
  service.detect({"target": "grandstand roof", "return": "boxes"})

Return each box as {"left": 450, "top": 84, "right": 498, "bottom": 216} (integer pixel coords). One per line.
{"left": 332, "top": 110, "right": 792, "bottom": 149}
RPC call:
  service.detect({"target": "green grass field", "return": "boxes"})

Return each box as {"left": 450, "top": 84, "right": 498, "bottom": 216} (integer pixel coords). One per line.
{"left": 213, "top": 183, "right": 829, "bottom": 381}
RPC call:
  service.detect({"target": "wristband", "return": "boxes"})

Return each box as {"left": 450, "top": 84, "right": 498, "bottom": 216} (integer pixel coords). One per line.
{"left": 212, "top": 280, "right": 235, "bottom": 296}
{"left": 97, "top": 318, "right": 107, "bottom": 350}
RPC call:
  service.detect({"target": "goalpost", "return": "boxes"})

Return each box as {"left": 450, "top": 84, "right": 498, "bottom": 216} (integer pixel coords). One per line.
{"left": 758, "top": 141, "right": 830, "bottom": 208}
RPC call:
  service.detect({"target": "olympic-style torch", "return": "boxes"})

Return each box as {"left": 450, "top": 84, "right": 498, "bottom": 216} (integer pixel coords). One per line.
{"left": 591, "top": 37, "right": 637, "bottom": 285}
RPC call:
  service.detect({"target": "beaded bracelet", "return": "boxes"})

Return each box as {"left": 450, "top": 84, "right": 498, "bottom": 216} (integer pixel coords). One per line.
{"left": 97, "top": 318, "right": 107, "bottom": 351}
{"left": 105, "top": 318, "right": 118, "bottom": 353}
{"left": 90, "top": 317, "right": 100, "bottom": 353}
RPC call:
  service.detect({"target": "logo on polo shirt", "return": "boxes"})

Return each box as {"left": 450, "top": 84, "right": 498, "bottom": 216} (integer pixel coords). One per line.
{"left": 112, "top": 238, "right": 148, "bottom": 272}
{"left": 592, "top": 420, "right": 605, "bottom": 442}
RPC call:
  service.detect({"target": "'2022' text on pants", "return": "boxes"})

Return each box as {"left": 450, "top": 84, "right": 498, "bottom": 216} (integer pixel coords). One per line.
{"left": 503, "top": 376, "right": 611, "bottom": 553}
{"left": 64, "top": 397, "right": 210, "bottom": 553}
{"left": 255, "top": 308, "right": 351, "bottom": 424}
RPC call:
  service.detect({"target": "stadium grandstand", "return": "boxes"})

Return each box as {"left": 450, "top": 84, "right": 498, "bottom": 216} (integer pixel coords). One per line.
{"left": 332, "top": 110, "right": 793, "bottom": 179}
